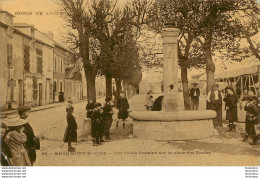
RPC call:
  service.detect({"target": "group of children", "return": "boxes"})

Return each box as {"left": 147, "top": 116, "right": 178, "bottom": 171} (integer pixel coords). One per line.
{"left": 86, "top": 98, "right": 114, "bottom": 146}
{"left": 64, "top": 92, "right": 130, "bottom": 150}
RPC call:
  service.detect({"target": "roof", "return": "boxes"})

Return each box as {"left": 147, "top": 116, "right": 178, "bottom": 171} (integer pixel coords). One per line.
{"left": 0, "top": 10, "right": 15, "bottom": 17}
{"left": 195, "top": 63, "right": 260, "bottom": 80}
{"left": 214, "top": 63, "right": 260, "bottom": 79}
{"left": 14, "top": 23, "right": 73, "bottom": 53}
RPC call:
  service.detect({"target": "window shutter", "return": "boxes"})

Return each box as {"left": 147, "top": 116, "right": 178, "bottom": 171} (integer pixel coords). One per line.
{"left": 24, "top": 45, "right": 30, "bottom": 73}
{"left": 10, "top": 45, "right": 13, "bottom": 66}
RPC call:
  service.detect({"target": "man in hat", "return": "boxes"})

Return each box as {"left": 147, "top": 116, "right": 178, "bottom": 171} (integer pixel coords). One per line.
{"left": 102, "top": 97, "right": 114, "bottom": 141}
{"left": 116, "top": 92, "right": 130, "bottom": 129}
{"left": 207, "top": 84, "right": 223, "bottom": 127}
{"left": 18, "top": 106, "right": 37, "bottom": 165}
{"left": 189, "top": 82, "right": 200, "bottom": 110}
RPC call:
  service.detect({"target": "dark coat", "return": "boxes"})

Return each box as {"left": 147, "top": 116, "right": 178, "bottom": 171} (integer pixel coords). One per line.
{"left": 86, "top": 102, "right": 94, "bottom": 118}
{"left": 1, "top": 135, "right": 12, "bottom": 166}
{"left": 103, "top": 103, "right": 113, "bottom": 119}
{"left": 91, "top": 109, "right": 103, "bottom": 138}
{"left": 152, "top": 96, "right": 164, "bottom": 111}
{"left": 189, "top": 88, "right": 200, "bottom": 101}
{"left": 23, "top": 122, "right": 37, "bottom": 164}
{"left": 63, "top": 113, "right": 77, "bottom": 142}
{"left": 244, "top": 103, "right": 259, "bottom": 135}
{"left": 224, "top": 94, "right": 238, "bottom": 122}
{"left": 116, "top": 97, "right": 129, "bottom": 119}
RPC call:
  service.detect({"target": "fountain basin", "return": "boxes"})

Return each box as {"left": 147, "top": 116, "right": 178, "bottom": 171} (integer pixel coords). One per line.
{"left": 129, "top": 110, "right": 216, "bottom": 141}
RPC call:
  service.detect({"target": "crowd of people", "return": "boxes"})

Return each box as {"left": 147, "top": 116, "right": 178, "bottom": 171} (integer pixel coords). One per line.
{"left": 1, "top": 106, "right": 38, "bottom": 166}
{"left": 206, "top": 84, "right": 259, "bottom": 145}
{"left": 1, "top": 91, "right": 130, "bottom": 166}
{"left": 64, "top": 91, "right": 130, "bottom": 150}
{"left": 144, "top": 83, "right": 260, "bottom": 146}
{"left": 1, "top": 85, "right": 258, "bottom": 166}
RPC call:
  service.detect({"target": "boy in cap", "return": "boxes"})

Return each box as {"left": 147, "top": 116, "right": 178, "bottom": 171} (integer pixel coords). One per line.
{"left": 206, "top": 84, "right": 223, "bottom": 127}
{"left": 86, "top": 99, "right": 94, "bottom": 119}
{"left": 18, "top": 106, "right": 37, "bottom": 165}
{"left": 189, "top": 82, "right": 200, "bottom": 110}
{"left": 91, "top": 102, "right": 105, "bottom": 146}
{"left": 103, "top": 97, "right": 114, "bottom": 141}
{"left": 243, "top": 96, "right": 259, "bottom": 145}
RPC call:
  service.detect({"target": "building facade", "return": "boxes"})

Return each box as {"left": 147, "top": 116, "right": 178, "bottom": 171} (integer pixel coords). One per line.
{"left": 0, "top": 10, "right": 84, "bottom": 110}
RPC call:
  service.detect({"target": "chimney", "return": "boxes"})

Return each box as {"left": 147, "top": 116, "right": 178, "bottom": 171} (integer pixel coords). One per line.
{"left": 0, "top": 10, "right": 14, "bottom": 27}
{"left": 46, "top": 31, "right": 53, "bottom": 39}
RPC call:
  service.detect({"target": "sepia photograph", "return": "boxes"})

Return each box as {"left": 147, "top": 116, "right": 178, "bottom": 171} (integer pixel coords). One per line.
{"left": 0, "top": 0, "right": 259, "bottom": 169}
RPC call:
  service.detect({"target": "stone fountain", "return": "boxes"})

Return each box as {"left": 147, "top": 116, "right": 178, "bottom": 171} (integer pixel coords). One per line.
{"left": 129, "top": 27, "right": 216, "bottom": 141}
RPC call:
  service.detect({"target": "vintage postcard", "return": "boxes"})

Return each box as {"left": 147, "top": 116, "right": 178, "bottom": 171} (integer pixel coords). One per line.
{"left": 0, "top": 0, "right": 259, "bottom": 167}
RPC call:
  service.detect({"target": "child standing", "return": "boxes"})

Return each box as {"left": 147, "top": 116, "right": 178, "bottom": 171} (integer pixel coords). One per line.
{"left": 116, "top": 92, "right": 130, "bottom": 129}
{"left": 66, "top": 97, "right": 73, "bottom": 112}
{"left": 17, "top": 106, "right": 37, "bottom": 165}
{"left": 223, "top": 86, "right": 238, "bottom": 131}
{"left": 103, "top": 98, "right": 114, "bottom": 141}
{"left": 91, "top": 103, "right": 105, "bottom": 146}
{"left": 86, "top": 99, "right": 95, "bottom": 118}
{"left": 63, "top": 105, "right": 77, "bottom": 152}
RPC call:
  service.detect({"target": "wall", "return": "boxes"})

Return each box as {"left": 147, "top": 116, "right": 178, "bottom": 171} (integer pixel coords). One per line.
{"left": 42, "top": 45, "right": 53, "bottom": 104}
{"left": 0, "top": 26, "right": 8, "bottom": 109}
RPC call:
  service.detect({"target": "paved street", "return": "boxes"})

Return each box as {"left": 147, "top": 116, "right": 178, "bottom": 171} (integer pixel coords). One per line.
{"left": 25, "top": 94, "right": 260, "bottom": 166}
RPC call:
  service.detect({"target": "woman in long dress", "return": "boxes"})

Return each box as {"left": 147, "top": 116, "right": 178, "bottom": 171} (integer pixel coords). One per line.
{"left": 223, "top": 86, "right": 238, "bottom": 131}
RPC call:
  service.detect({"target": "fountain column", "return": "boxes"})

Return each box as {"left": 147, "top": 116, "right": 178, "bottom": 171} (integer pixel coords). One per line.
{"left": 129, "top": 27, "right": 216, "bottom": 141}
{"left": 162, "top": 28, "right": 180, "bottom": 111}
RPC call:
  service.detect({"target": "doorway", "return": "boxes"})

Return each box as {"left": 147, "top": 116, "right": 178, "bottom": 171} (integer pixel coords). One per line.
{"left": 46, "top": 79, "right": 50, "bottom": 104}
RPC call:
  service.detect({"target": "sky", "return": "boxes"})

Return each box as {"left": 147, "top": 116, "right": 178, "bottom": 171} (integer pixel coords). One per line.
{"left": 1, "top": 0, "right": 259, "bottom": 80}
{"left": 1, "top": 0, "right": 67, "bottom": 43}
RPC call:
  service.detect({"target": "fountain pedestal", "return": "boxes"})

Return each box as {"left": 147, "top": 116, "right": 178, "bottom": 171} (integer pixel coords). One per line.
{"left": 129, "top": 27, "right": 216, "bottom": 141}
{"left": 130, "top": 110, "right": 216, "bottom": 140}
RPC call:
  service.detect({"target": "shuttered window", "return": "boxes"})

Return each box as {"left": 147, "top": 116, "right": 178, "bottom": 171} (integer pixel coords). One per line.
{"left": 36, "top": 48, "right": 43, "bottom": 74}
{"left": 7, "top": 44, "right": 13, "bottom": 67}
{"left": 24, "top": 45, "right": 30, "bottom": 73}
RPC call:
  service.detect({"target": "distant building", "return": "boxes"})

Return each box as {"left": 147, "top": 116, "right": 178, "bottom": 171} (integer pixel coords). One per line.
{"left": 0, "top": 10, "right": 84, "bottom": 110}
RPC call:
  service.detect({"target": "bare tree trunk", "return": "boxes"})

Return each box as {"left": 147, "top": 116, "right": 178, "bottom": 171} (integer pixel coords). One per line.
{"left": 85, "top": 70, "right": 96, "bottom": 102}
{"left": 181, "top": 67, "right": 191, "bottom": 110}
{"left": 106, "top": 74, "right": 112, "bottom": 99}
{"left": 204, "top": 40, "right": 215, "bottom": 94}
{"left": 115, "top": 78, "right": 122, "bottom": 101}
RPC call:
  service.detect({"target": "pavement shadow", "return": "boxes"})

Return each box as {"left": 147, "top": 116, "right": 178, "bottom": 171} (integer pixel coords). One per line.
{"left": 166, "top": 139, "right": 260, "bottom": 157}
{"left": 109, "top": 120, "right": 133, "bottom": 140}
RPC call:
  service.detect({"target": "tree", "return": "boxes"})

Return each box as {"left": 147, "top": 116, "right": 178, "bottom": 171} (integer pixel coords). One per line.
{"left": 148, "top": 0, "right": 257, "bottom": 109}
{"left": 112, "top": 33, "right": 142, "bottom": 100}
{"left": 146, "top": 0, "right": 205, "bottom": 110}
{"left": 89, "top": 0, "right": 153, "bottom": 99}
{"left": 232, "top": 2, "right": 260, "bottom": 61}
{"left": 175, "top": 0, "right": 257, "bottom": 93}
{"left": 60, "top": 0, "right": 101, "bottom": 102}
